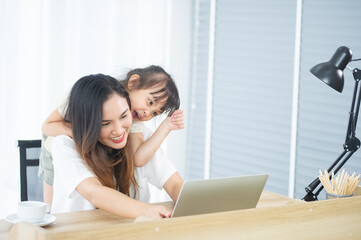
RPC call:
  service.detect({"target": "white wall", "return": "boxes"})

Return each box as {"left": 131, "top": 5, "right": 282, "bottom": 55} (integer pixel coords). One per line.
{"left": 165, "top": 0, "right": 192, "bottom": 177}
{"left": 0, "top": 0, "right": 192, "bottom": 218}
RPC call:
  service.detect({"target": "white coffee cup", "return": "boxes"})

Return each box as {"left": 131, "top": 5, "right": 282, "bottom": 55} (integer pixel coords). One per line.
{"left": 17, "top": 201, "right": 50, "bottom": 222}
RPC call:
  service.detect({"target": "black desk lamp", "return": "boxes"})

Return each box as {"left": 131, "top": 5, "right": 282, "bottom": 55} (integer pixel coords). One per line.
{"left": 303, "top": 46, "right": 361, "bottom": 201}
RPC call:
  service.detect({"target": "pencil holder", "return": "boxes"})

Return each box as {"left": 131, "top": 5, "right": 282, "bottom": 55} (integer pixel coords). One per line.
{"left": 325, "top": 192, "right": 353, "bottom": 199}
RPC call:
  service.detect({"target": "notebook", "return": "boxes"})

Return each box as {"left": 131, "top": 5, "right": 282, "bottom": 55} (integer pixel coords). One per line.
{"left": 171, "top": 174, "right": 268, "bottom": 217}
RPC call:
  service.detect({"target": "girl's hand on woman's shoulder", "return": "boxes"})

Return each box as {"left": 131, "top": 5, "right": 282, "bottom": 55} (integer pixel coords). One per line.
{"left": 165, "top": 109, "right": 184, "bottom": 130}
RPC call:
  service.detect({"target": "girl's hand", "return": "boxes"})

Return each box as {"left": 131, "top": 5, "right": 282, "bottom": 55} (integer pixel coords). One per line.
{"left": 142, "top": 205, "right": 172, "bottom": 219}
{"left": 165, "top": 110, "right": 184, "bottom": 130}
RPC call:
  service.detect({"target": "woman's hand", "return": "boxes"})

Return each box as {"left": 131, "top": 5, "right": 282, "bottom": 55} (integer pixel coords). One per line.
{"left": 165, "top": 109, "right": 184, "bottom": 130}
{"left": 141, "top": 204, "right": 172, "bottom": 219}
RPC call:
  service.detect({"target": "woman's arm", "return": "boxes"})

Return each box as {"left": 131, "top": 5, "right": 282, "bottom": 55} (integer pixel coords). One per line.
{"left": 163, "top": 172, "right": 184, "bottom": 202}
{"left": 130, "top": 110, "right": 184, "bottom": 167}
{"left": 42, "top": 109, "right": 73, "bottom": 137}
{"left": 77, "top": 177, "right": 172, "bottom": 219}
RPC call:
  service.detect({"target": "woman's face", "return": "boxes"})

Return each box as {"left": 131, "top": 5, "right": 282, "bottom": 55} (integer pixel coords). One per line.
{"left": 98, "top": 93, "right": 133, "bottom": 149}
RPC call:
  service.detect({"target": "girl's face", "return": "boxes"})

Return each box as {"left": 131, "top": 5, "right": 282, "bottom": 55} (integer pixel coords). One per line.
{"left": 128, "top": 87, "right": 167, "bottom": 121}
{"left": 98, "top": 93, "right": 133, "bottom": 149}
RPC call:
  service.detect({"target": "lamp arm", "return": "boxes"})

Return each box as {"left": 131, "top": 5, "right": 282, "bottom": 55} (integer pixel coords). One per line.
{"left": 302, "top": 67, "right": 361, "bottom": 202}
{"left": 352, "top": 69, "right": 361, "bottom": 128}
{"left": 344, "top": 68, "right": 361, "bottom": 145}
{"left": 351, "top": 58, "right": 361, "bottom": 62}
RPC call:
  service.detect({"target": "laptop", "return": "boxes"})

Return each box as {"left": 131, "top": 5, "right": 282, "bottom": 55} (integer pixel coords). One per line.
{"left": 171, "top": 174, "right": 268, "bottom": 217}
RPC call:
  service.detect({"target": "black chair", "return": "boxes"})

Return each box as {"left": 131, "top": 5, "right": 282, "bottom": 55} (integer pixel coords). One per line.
{"left": 18, "top": 140, "right": 43, "bottom": 201}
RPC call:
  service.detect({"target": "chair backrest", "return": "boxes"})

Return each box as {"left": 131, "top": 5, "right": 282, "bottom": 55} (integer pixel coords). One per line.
{"left": 18, "top": 140, "right": 43, "bottom": 201}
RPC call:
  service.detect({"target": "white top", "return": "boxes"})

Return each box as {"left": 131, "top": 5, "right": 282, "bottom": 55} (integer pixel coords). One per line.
{"left": 130, "top": 121, "right": 144, "bottom": 133}
{"left": 51, "top": 127, "right": 177, "bottom": 214}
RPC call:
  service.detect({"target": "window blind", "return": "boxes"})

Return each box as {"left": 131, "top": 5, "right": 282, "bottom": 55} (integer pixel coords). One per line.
{"left": 187, "top": 0, "right": 297, "bottom": 195}
{"left": 186, "top": 0, "right": 212, "bottom": 180}
{"left": 209, "top": 0, "right": 297, "bottom": 195}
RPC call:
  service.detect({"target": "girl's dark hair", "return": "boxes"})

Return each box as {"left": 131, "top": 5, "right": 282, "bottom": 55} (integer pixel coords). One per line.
{"left": 120, "top": 65, "right": 180, "bottom": 115}
{"left": 63, "top": 74, "right": 137, "bottom": 197}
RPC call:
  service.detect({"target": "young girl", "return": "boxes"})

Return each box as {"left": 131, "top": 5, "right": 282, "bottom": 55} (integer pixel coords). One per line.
{"left": 51, "top": 74, "right": 183, "bottom": 218}
{"left": 39, "top": 65, "right": 184, "bottom": 205}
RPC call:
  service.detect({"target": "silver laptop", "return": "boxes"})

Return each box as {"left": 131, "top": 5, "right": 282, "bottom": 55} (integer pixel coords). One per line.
{"left": 171, "top": 174, "right": 268, "bottom": 217}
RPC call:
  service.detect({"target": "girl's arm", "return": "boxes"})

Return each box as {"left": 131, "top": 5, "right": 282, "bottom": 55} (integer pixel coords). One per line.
{"left": 129, "top": 110, "right": 184, "bottom": 167}
{"left": 77, "top": 177, "right": 172, "bottom": 219}
{"left": 42, "top": 109, "right": 73, "bottom": 137}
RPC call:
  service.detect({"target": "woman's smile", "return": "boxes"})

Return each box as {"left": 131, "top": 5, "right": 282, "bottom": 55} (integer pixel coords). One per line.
{"left": 111, "top": 133, "right": 125, "bottom": 144}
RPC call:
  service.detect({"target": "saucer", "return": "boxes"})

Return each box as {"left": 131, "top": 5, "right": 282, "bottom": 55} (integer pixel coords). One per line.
{"left": 6, "top": 213, "right": 56, "bottom": 226}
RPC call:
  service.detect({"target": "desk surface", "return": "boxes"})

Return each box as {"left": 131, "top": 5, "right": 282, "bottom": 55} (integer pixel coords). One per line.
{"left": 3, "top": 190, "right": 361, "bottom": 240}
{"left": 0, "top": 191, "right": 299, "bottom": 240}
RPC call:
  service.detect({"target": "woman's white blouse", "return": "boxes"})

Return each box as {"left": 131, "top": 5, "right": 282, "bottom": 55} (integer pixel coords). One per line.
{"left": 51, "top": 128, "right": 177, "bottom": 214}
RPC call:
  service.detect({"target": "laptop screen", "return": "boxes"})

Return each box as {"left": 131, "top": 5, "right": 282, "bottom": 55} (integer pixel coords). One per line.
{"left": 171, "top": 174, "right": 268, "bottom": 217}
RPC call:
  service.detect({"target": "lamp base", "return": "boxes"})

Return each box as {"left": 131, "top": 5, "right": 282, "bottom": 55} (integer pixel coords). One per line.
{"left": 302, "top": 191, "right": 318, "bottom": 202}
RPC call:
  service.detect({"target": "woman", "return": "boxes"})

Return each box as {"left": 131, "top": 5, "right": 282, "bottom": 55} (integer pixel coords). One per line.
{"left": 51, "top": 74, "right": 183, "bottom": 219}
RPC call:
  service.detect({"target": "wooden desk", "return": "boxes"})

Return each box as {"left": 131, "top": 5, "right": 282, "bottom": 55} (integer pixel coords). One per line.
{"left": 2, "top": 190, "right": 361, "bottom": 240}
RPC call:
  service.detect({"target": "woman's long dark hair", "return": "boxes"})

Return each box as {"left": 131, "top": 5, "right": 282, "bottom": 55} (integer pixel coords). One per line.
{"left": 63, "top": 74, "right": 137, "bottom": 197}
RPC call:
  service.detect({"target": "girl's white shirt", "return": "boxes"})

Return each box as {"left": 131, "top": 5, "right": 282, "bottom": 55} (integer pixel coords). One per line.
{"left": 51, "top": 127, "right": 177, "bottom": 214}
{"left": 130, "top": 121, "right": 144, "bottom": 133}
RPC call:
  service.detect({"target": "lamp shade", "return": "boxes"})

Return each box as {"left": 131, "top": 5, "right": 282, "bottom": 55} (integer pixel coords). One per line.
{"left": 310, "top": 46, "right": 352, "bottom": 93}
